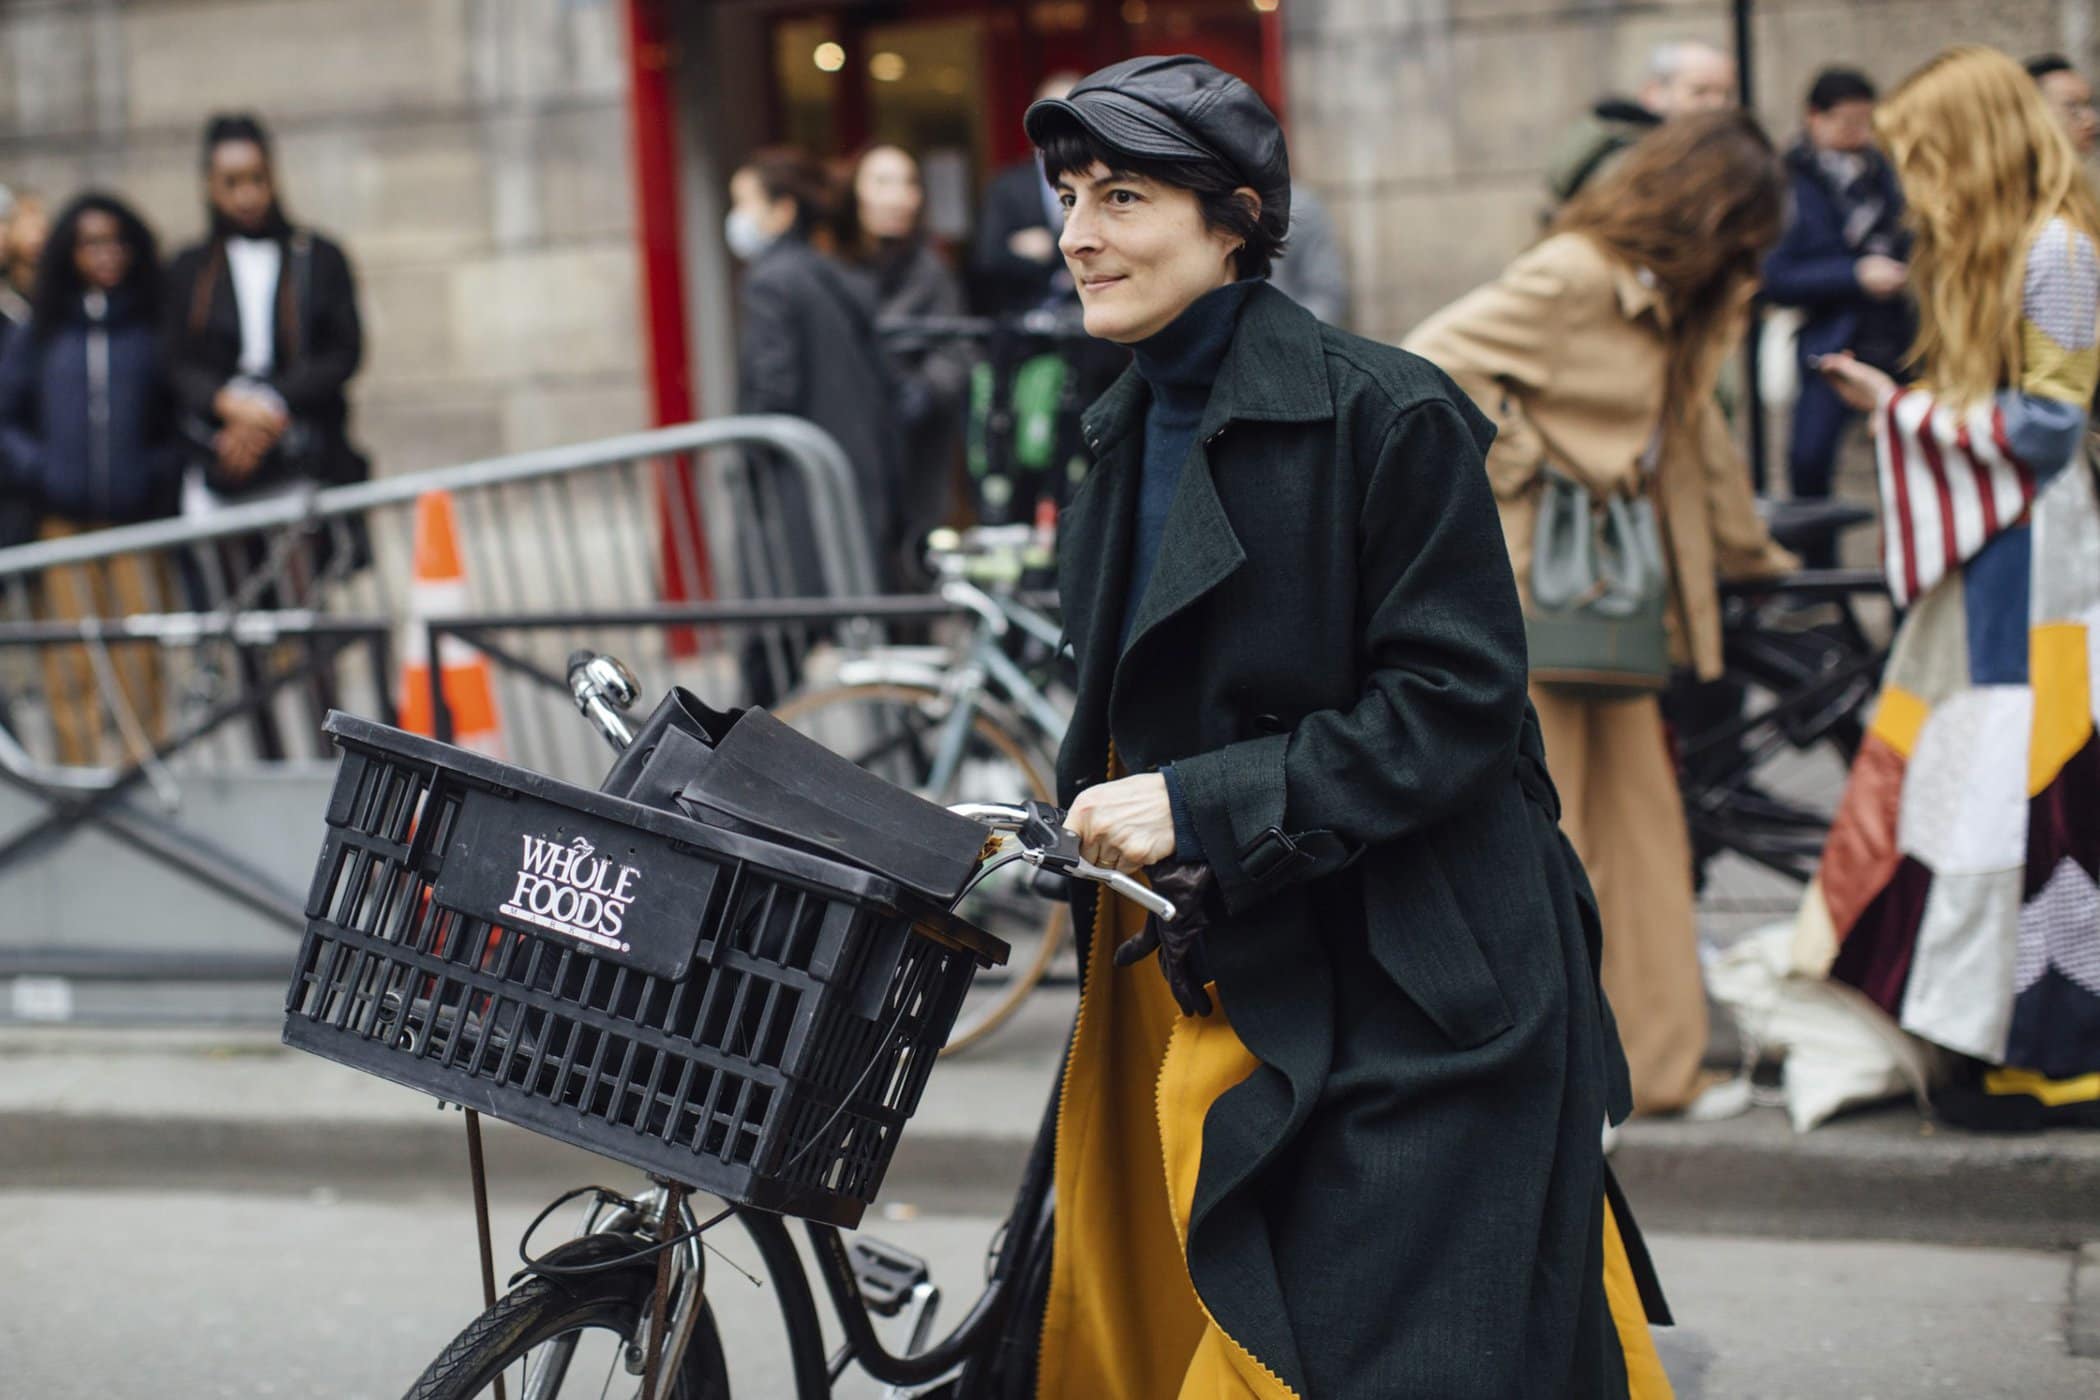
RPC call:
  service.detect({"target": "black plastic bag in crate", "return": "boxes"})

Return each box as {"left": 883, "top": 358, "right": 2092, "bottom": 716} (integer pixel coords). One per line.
{"left": 677, "top": 707, "right": 991, "bottom": 907}
{"left": 597, "top": 686, "right": 736, "bottom": 809}
{"left": 594, "top": 686, "right": 992, "bottom": 908}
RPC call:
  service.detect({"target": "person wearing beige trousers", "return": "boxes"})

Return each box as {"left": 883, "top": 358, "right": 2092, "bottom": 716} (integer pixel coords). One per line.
{"left": 1405, "top": 111, "right": 1801, "bottom": 1113}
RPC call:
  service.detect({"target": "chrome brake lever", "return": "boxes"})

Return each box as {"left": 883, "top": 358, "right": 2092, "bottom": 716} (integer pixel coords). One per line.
{"left": 1017, "top": 847, "right": 1175, "bottom": 921}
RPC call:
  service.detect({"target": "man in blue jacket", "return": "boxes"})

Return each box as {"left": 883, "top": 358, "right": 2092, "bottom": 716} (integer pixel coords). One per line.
{"left": 1763, "top": 68, "right": 1912, "bottom": 556}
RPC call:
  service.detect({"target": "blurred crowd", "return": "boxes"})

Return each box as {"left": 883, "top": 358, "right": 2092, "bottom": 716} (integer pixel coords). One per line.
{"left": 0, "top": 112, "right": 368, "bottom": 764}
{"left": 1462, "top": 40, "right": 2100, "bottom": 1123}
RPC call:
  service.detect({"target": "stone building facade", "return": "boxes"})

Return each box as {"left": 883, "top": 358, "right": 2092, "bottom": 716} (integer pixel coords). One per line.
{"left": 1287, "top": 0, "right": 2100, "bottom": 345}
{"left": 0, "top": 0, "right": 2091, "bottom": 481}
{"left": 0, "top": 0, "right": 643, "bottom": 476}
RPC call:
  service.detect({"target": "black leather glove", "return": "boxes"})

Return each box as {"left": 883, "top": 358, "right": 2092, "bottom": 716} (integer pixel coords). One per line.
{"left": 1113, "top": 862, "right": 1219, "bottom": 1017}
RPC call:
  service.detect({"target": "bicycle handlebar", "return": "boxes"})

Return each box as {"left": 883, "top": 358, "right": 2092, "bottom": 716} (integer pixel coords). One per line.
{"left": 951, "top": 799, "right": 1177, "bottom": 922}
{"left": 567, "top": 649, "right": 640, "bottom": 750}
{"left": 563, "top": 651, "right": 1170, "bottom": 921}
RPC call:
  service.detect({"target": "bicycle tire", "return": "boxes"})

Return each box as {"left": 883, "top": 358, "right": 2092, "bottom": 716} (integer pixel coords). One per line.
{"left": 405, "top": 1235, "right": 730, "bottom": 1400}
{"left": 772, "top": 680, "right": 1068, "bottom": 1055}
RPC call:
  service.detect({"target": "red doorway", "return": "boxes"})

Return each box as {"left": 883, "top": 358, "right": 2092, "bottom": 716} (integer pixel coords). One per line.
{"left": 762, "top": 0, "right": 1286, "bottom": 243}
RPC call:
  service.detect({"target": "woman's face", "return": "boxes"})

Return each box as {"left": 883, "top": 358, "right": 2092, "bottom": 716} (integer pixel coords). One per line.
{"left": 855, "top": 146, "right": 922, "bottom": 241}
{"left": 72, "top": 210, "right": 130, "bottom": 292}
{"left": 2039, "top": 67, "right": 2099, "bottom": 156}
{"left": 1055, "top": 161, "right": 1248, "bottom": 344}
{"left": 207, "top": 140, "right": 276, "bottom": 236}
{"left": 729, "top": 169, "right": 798, "bottom": 239}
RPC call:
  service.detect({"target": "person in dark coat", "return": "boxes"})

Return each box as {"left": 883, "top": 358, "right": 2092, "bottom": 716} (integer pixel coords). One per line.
{"left": 841, "top": 143, "right": 972, "bottom": 584}
{"left": 0, "top": 189, "right": 49, "bottom": 549}
{"left": 164, "top": 113, "right": 369, "bottom": 510}
{"left": 997, "top": 56, "right": 1669, "bottom": 1400}
{"left": 971, "top": 72, "right": 1085, "bottom": 316}
{"left": 727, "top": 147, "right": 904, "bottom": 700}
{"left": 163, "top": 111, "right": 370, "bottom": 759}
{"left": 1763, "top": 69, "right": 1912, "bottom": 540}
{"left": 0, "top": 193, "right": 181, "bottom": 765}
{"left": 2027, "top": 52, "right": 2099, "bottom": 155}
{"left": 1543, "top": 39, "right": 1737, "bottom": 210}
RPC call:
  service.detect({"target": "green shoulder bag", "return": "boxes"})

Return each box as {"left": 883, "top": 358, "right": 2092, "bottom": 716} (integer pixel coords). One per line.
{"left": 1524, "top": 469, "right": 1671, "bottom": 697}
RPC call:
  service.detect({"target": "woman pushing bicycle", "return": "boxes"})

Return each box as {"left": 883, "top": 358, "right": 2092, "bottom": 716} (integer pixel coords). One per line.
{"left": 1014, "top": 56, "right": 1671, "bottom": 1399}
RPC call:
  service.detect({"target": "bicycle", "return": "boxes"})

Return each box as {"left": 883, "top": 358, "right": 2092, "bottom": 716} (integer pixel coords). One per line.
{"left": 776, "top": 524, "right": 1075, "bottom": 1054}
{"left": 292, "top": 649, "right": 1170, "bottom": 1399}
{"left": 1674, "top": 498, "right": 1891, "bottom": 926}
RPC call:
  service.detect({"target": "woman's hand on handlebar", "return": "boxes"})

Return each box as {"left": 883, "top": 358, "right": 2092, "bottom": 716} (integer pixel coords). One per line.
{"left": 1063, "top": 773, "right": 1178, "bottom": 875}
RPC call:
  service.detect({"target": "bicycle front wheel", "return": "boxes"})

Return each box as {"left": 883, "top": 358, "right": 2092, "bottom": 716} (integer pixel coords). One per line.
{"left": 406, "top": 1236, "right": 730, "bottom": 1400}
{"left": 772, "top": 680, "right": 1068, "bottom": 1055}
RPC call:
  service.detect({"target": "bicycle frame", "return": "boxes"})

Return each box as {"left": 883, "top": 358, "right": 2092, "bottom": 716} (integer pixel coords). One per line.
{"left": 1681, "top": 570, "right": 1890, "bottom": 883}
{"left": 524, "top": 1185, "right": 710, "bottom": 1399}
{"left": 550, "top": 654, "right": 1154, "bottom": 1397}
{"left": 830, "top": 581, "right": 1069, "bottom": 801}
{"left": 532, "top": 1183, "right": 970, "bottom": 1398}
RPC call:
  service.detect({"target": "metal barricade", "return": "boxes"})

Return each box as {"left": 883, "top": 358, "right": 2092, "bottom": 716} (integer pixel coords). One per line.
{"left": 0, "top": 416, "right": 878, "bottom": 780}
{"left": 0, "top": 417, "right": 885, "bottom": 1018}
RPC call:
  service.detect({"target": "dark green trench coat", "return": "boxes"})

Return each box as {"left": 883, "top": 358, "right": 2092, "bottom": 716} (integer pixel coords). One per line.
{"left": 1007, "top": 285, "right": 1659, "bottom": 1398}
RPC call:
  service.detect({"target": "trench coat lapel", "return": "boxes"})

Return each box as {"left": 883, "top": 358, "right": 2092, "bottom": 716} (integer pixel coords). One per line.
{"left": 1055, "top": 369, "right": 1147, "bottom": 785}
{"left": 1114, "top": 433, "right": 1244, "bottom": 670}
{"left": 1109, "top": 285, "right": 1333, "bottom": 714}
{"left": 1059, "top": 287, "right": 1337, "bottom": 775}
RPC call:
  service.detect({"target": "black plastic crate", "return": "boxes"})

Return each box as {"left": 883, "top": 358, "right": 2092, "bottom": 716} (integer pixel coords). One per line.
{"left": 284, "top": 713, "right": 1006, "bottom": 1228}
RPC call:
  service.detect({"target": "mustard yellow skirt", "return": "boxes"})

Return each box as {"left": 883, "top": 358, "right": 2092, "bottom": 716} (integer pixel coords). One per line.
{"left": 1034, "top": 881, "right": 1671, "bottom": 1399}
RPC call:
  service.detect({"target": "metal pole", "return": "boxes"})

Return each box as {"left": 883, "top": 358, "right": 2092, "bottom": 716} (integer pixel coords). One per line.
{"left": 463, "top": 1109, "right": 507, "bottom": 1400}
{"left": 1736, "top": 0, "right": 1770, "bottom": 492}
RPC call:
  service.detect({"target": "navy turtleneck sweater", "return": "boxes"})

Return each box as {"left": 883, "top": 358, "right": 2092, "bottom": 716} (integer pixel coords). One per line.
{"left": 1122, "top": 277, "right": 1256, "bottom": 861}
{"left": 1121, "top": 278, "right": 1254, "bottom": 648}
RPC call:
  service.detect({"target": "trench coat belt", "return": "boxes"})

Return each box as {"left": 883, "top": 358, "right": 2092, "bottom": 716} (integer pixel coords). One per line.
{"left": 1237, "top": 824, "right": 1353, "bottom": 884}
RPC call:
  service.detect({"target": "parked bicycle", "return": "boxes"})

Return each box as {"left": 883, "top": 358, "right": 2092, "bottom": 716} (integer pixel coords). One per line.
{"left": 285, "top": 649, "right": 1172, "bottom": 1398}
{"left": 777, "top": 524, "right": 1074, "bottom": 1054}
{"left": 1674, "top": 498, "right": 1891, "bottom": 925}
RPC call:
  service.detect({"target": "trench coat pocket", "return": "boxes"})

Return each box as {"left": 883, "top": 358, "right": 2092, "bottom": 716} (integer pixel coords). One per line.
{"left": 1368, "top": 848, "right": 1516, "bottom": 1050}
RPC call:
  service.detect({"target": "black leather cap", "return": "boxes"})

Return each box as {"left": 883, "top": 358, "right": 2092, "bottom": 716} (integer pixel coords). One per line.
{"left": 1024, "top": 54, "right": 1290, "bottom": 235}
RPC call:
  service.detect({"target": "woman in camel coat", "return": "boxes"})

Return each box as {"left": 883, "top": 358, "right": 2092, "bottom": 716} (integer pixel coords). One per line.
{"left": 1405, "top": 110, "right": 1799, "bottom": 1113}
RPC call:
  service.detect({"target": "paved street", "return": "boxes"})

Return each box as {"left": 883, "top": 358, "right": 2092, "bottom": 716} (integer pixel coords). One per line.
{"left": 2, "top": 1180, "right": 2095, "bottom": 1398}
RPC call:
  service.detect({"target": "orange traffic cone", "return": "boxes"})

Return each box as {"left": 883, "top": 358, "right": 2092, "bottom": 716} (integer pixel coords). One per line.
{"left": 398, "top": 490, "right": 505, "bottom": 757}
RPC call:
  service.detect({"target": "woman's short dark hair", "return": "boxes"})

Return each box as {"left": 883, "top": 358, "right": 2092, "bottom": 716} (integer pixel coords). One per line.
{"left": 33, "top": 192, "right": 161, "bottom": 335}
{"left": 740, "top": 147, "right": 837, "bottom": 242}
{"left": 1807, "top": 68, "right": 1877, "bottom": 112}
{"left": 1032, "top": 116, "right": 1285, "bottom": 280}
{"left": 202, "top": 112, "right": 273, "bottom": 170}
{"left": 2027, "top": 52, "right": 2078, "bottom": 83}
